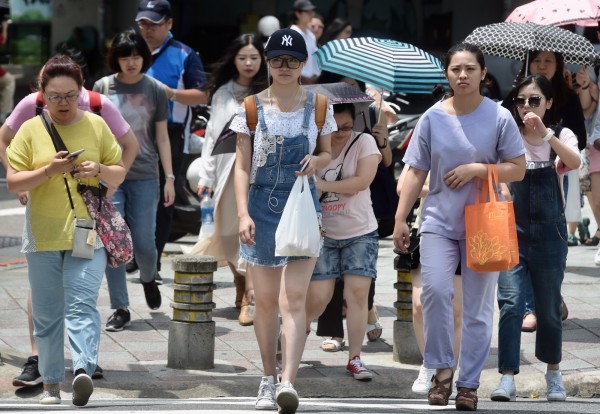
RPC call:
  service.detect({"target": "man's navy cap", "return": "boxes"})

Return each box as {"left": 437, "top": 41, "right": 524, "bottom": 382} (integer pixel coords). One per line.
{"left": 264, "top": 28, "right": 308, "bottom": 61}
{"left": 136, "top": 0, "right": 171, "bottom": 23}
{"left": 293, "top": 0, "right": 316, "bottom": 11}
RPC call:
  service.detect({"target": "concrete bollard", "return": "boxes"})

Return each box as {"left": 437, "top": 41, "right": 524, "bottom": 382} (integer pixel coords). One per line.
{"left": 168, "top": 255, "right": 217, "bottom": 370}
{"left": 392, "top": 252, "right": 421, "bottom": 364}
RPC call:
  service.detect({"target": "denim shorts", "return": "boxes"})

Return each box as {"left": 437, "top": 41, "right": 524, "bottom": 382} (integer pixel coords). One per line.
{"left": 312, "top": 230, "right": 379, "bottom": 280}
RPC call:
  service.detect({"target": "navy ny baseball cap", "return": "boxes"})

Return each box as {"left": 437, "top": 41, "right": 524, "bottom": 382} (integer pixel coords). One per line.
{"left": 136, "top": 0, "right": 172, "bottom": 23}
{"left": 264, "top": 28, "right": 307, "bottom": 61}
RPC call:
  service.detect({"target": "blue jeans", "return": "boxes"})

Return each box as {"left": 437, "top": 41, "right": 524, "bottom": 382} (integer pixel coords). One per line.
{"left": 312, "top": 230, "right": 379, "bottom": 280}
{"left": 497, "top": 167, "right": 567, "bottom": 374}
{"left": 105, "top": 178, "right": 160, "bottom": 309}
{"left": 27, "top": 248, "right": 107, "bottom": 383}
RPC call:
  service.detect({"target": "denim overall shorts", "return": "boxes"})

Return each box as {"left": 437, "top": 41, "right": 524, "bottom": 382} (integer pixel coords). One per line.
{"left": 509, "top": 165, "right": 568, "bottom": 276}
{"left": 240, "top": 91, "right": 321, "bottom": 267}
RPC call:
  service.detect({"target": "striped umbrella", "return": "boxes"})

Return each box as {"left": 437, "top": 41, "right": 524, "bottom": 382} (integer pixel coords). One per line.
{"left": 314, "top": 37, "right": 447, "bottom": 94}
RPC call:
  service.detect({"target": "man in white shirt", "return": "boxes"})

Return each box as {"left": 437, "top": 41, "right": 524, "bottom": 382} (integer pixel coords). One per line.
{"left": 290, "top": 0, "right": 320, "bottom": 84}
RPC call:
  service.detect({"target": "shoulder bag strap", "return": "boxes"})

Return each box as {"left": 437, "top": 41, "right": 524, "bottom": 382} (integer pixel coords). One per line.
{"left": 337, "top": 133, "right": 363, "bottom": 180}
{"left": 315, "top": 93, "right": 328, "bottom": 131}
{"left": 88, "top": 89, "right": 102, "bottom": 115}
{"left": 35, "top": 91, "right": 44, "bottom": 116}
{"left": 244, "top": 95, "right": 258, "bottom": 133}
{"left": 40, "top": 113, "right": 75, "bottom": 210}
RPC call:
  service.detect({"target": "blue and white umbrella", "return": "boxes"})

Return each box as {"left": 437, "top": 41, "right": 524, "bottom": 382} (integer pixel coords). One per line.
{"left": 314, "top": 37, "right": 447, "bottom": 94}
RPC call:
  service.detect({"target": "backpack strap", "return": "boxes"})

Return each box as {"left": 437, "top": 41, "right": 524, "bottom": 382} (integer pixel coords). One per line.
{"left": 244, "top": 95, "right": 258, "bottom": 134}
{"left": 35, "top": 91, "right": 44, "bottom": 116}
{"left": 314, "top": 93, "right": 328, "bottom": 131}
{"left": 88, "top": 90, "right": 102, "bottom": 116}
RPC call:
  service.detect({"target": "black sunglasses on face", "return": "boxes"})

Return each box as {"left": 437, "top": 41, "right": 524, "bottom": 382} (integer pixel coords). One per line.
{"left": 514, "top": 96, "right": 542, "bottom": 108}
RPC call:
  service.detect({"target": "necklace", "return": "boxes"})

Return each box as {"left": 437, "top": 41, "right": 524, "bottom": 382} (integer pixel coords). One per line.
{"left": 269, "top": 85, "right": 302, "bottom": 112}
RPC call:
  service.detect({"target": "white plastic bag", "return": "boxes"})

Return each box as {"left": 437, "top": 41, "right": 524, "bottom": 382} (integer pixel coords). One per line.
{"left": 275, "top": 175, "right": 321, "bottom": 257}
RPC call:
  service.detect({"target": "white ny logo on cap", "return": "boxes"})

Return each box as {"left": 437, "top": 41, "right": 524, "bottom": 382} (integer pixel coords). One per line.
{"left": 282, "top": 35, "right": 293, "bottom": 47}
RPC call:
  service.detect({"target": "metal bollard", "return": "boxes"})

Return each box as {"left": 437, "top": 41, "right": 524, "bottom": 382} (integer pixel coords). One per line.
{"left": 392, "top": 252, "right": 421, "bottom": 364}
{"left": 167, "top": 255, "right": 217, "bottom": 370}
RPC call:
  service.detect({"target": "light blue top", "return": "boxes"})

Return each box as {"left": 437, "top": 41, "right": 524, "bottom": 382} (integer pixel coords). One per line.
{"left": 403, "top": 97, "right": 525, "bottom": 240}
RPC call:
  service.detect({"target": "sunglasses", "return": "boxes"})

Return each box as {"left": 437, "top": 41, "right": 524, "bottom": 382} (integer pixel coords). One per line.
{"left": 514, "top": 96, "right": 543, "bottom": 108}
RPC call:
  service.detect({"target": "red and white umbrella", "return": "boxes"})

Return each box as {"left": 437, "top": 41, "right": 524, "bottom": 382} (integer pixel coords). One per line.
{"left": 506, "top": 0, "right": 600, "bottom": 27}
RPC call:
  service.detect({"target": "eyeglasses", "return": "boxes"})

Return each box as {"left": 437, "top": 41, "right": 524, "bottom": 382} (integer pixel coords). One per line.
{"left": 45, "top": 93, "right": 80, "bottom": 103}
{"left": 514, "top": 96, "right": 542, "bottom": 108}
{"left": 268, "top": 57, "right": 301, "bottom": 69}
{"left": 334, "top": 125, "right": 353, "bottom": 133}
{"left": 137, "top": 19, "right": 166, "bottom": 31}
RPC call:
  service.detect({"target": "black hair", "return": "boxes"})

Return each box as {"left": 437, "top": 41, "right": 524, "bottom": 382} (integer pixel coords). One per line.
{"left": 205, "top": 33, "right": 268, "bottom": 99}
{"left": 55, "top": 47, "right": 89, "bottom": 81}
{"left": 320, "top": 18, "right": 351, "bottom": 46}
{"left": 515, "top": 50, "right": 567, "bottom": 123}
{"left": 440, "top": 42, "right": 486, "bottom": 97}
{"left": 107, "top": 29, "right": 152, "bottom": 74}
{"left": 333, "top": 102, "right": 356, "bottom": 119}
{"left": 509, "top": 74, "right": 554, "bottom": 127}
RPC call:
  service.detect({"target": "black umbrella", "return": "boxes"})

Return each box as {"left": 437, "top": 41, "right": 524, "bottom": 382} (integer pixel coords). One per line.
{"left": 464, "top": 22, "right": 600, "bottom": 66}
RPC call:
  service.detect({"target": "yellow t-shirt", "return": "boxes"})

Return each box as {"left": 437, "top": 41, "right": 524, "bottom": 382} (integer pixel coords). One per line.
{"left": 6, "top": 112, "right": 122, "bottom": 252}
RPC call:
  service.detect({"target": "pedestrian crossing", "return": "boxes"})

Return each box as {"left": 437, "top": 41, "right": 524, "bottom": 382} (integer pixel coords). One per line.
{"left": 0, "top": 397, "right": 456, "bottom": 412}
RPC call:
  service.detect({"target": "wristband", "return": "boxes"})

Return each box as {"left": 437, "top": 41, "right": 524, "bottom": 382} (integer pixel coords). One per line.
{"left": 166, "top": 173, "right": 176, "bottom": 180}
{"left": 377, "top": 137, "right": 388, "bottom": 149}
{"left": 542, "top": 128, "right": 554, "bottom": 142}
{"left": 170, "top": 90, "right": 177, "bottom": 102}
{"left": 582, "top": 83, "right": 590, "bottom": 90}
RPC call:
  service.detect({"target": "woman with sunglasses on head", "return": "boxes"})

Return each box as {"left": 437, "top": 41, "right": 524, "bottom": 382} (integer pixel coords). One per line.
{"left": 5, "top": 55, "right": 126, "bottom": 406}
{"left": 490, "top": 74, "right": 580, "bottom": 403}
{"left": 230, "top": 28, "right": 333, "bottom": 413}
{"left": 503, "top": 50, "right": 585, "bottom": 333}
{"left": 304, "top": 102, "right": 380, "bottom": 381}
{"left": 190, "top": 33, "right": 268, "bottom": 326}
{"left": 393, "top": 43, "right": 525, "bottom": 411}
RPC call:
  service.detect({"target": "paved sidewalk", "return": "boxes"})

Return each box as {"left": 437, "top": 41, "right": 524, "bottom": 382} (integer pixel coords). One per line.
{"left": 1, "top": 210, "right": 600, "bottom": 403}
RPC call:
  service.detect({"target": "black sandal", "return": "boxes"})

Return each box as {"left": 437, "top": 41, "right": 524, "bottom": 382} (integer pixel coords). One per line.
{"left": 585, "top": 229, "right": 600, "bottom": 246}
{"left": 427, "top": 372, "right": 454, "bottom": 406}
{"left": 455, "top": 387, "right": 478, "bottom": 411}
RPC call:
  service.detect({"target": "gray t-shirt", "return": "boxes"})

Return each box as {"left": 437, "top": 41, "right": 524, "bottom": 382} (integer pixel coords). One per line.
{"left": 93, "top": 74, "right": 169, "bottom": 180}
{"left": 403, "top": 98, "right": 525, "bottom": 240}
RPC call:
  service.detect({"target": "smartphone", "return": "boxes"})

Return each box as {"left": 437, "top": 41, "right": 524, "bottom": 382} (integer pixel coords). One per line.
{"left": 66, "top": 149, "right": 85, "bottom": 159}
{"left": 299, "top": 161, "right": 309, "bottom": 172}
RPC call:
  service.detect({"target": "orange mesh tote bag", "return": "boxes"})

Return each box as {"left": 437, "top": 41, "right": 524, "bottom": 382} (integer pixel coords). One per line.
{"left": 465, "top": 164, "right": 518, "bottom": 272}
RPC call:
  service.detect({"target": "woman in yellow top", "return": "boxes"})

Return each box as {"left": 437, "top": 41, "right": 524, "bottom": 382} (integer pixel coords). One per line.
{"left": 6, "top": 55, "right": 125, "bottom": 407}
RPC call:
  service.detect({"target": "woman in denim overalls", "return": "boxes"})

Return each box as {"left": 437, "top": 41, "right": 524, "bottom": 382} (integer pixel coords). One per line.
{"left": 230, "top": 29, "right": 334, "bottom": 414}
{"left": 491, "top": 75, "right": 580, "bottom": 403}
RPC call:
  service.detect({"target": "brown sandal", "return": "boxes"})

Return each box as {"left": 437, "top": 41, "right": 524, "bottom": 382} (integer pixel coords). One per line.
{"left": 427, "top": 372, "right": 454, "bottom": 406}
{"left": 455, "top": 387, "right": 478, "bottom": 411}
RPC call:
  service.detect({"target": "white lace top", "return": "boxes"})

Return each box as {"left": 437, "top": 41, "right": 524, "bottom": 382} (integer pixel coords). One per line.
{"left": 229, "top": 100, "right": 336, "bottom": 183}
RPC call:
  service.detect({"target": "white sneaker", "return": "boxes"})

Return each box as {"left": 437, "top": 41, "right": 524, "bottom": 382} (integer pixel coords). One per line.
{"left": 594, "top": 247, "right": 600, "bottom": 266}
{"left": 71, "top": 373, "right": 93, "bottom": 407}
{"left": 40, "top": 389, "right": 61, "bottom": 405}
{"left": 412, "top": 364, "right": 435, "bottom": 395}
{"left": 490, "top": 374, "right": 516, "bottom": 402}
{"left": 276, "top": 381, "right": 299, "bottom": 414}
{"left": 255, "top": 376, "right": 276, "bottom": 410}
{"left": 545, "top": 369, "right": 566, "bottom": 401}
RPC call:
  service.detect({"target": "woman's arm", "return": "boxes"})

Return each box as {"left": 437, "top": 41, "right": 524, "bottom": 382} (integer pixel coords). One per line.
{"left": 316, "top": 154, "right": 379, "bottom": 195}
{"left": 7, "top": 150, "right": 76, "bottom": 193}
{"left": 300, "top": 132, "right": 332, "bottom": 176}
{"left": 393, "top": 166, "right": 428, "bottom": 251}
{"left": 397, "top": 163, "right": 429, "bottom": 198}
{"left": 234, "top": 132, "right": 255, "bottom": 245}
{"left": 371, "top": 123, "right": 392, "bottom": 167}
{"left": 443, "top": 155, "right": 525, "bottom": 190}
{"left": 155, "top": 120, "right": 175, "bottom": 206}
